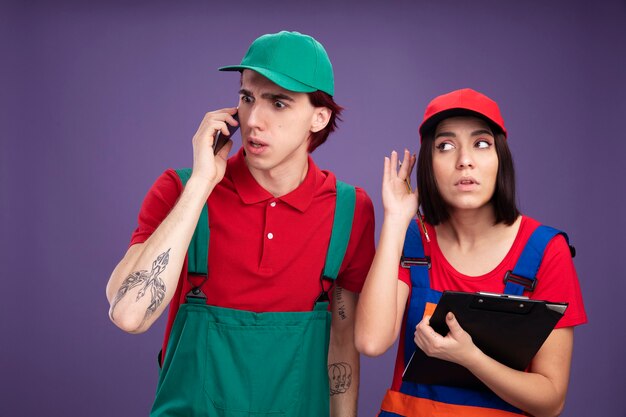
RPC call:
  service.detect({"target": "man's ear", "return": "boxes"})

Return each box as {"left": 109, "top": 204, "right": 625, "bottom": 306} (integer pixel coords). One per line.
{"left": 310, "top": 107, "right": 331, "bottom": 133}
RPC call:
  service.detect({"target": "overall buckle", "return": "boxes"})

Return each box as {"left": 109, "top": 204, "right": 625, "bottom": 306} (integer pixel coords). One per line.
{"left": 186, "top": 286, "right": 207, "bottom": 300}
{"left": 503, "top": 270, "right": 536, "bottom": 292}
{"left": 313, "top": 275, "right": 334, "bottom": 308}
{"left": 186, "top": 273, "right": 207, "bottom": 300}
{"left": 400, "top": 256, "right": 431, "bottom": 269}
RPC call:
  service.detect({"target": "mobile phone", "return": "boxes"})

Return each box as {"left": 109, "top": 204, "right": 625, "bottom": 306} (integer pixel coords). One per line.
{"left": 213, "top": 112, "right": 239, "bottom": 154}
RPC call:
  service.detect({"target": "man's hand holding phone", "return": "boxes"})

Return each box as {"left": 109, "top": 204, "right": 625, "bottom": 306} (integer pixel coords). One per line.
{"left": 190, "top": 107, "right": 239, "bottom": 188}
{"left": 213, "top": 112, "right": 239, "bottom": 155}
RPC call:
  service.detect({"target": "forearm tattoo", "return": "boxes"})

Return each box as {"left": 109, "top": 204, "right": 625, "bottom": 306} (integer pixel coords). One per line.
{"left": 111, "top": 249, "right": 169, "bottom": 326}
{"left": 328, "top": 362, "right": 352, "bottom": 395}
{"left": 336, "top": 287, "right": 347, "bottom": 321}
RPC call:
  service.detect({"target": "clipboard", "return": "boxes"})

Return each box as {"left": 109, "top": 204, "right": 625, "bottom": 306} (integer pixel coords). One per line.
{"left": 402, "top": 291, "right": 568, "bottom": 389}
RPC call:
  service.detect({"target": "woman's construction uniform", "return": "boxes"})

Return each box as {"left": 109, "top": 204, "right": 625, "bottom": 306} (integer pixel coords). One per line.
{"left": 378, "top": 217, "right": 587, "bottom": 417}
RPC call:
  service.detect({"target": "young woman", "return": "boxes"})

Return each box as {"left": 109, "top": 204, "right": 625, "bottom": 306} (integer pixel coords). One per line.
{"left": 355, "top": 88, "right": 587, "bottom": 417}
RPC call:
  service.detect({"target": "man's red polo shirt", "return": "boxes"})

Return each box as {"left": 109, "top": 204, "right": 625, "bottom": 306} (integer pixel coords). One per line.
{"left": 130, "top": 148, "right": 375, "bottom": 351}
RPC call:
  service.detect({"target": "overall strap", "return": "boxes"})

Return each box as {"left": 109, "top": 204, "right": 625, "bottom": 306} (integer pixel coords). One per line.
{"left": 175, "top": 169, "right": 209, "bottom": 299}
{"left": 401, "top": 219, "right": 431, "bottom": 288}
{"left": 503, "top": 225, "right": 571, "bottom": 296}
{"left": 322, "top": 180, "right": 356, "bottom": 280}
{"left": 401, "top": 219, "right": 433, "bottom": 366}
{"left": 314, "top": 180, "right": 356, "bottom": 310}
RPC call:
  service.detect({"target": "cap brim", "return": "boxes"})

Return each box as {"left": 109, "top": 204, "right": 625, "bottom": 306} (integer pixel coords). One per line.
{"left": 218, "top": 65, "right": 316, "bottom": 93}
{"left": 419, "top": 108, "right": 506, "bottom": 138}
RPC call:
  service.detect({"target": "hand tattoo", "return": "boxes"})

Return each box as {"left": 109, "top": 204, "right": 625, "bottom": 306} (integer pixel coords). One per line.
{"left": 110, "top": 249, "right": 169, "bottom": 326}
{"left": 328, "top": 362, "right": 352, "bottom": 395}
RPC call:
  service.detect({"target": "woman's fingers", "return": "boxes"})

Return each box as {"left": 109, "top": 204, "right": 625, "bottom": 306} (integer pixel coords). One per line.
{"left": 398, "top": 149, "right": 412, "bottom": 179}
{"left": 389, "top": 150, "right": 399, "bottom": 176}
{"left": 383, "top": 156, "right": 390, "bottom": 183}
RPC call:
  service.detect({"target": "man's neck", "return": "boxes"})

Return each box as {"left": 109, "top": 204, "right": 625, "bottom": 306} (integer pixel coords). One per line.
{"left": 247, "top": 156, "right": 310, "bottom": 197}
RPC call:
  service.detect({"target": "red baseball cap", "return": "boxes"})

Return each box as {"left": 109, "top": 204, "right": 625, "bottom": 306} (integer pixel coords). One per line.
{"left": 418, "top": 88, "right": 507, "bottom": 141}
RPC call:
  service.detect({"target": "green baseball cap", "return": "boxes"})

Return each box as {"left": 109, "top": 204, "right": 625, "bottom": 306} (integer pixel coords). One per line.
{"left": 219, "top": 31, "right": 335, "bottom": 96}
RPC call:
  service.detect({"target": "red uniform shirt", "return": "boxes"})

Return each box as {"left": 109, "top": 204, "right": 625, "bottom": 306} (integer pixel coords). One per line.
{"left": 391, "top": 216, "right": 587, "bottom": 390}
{"left": 130, "top": 148, "right": 375, "bottom": 354}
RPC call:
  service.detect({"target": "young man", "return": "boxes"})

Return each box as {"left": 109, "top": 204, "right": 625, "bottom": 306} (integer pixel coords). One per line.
{"left": 106, "top": 31, "right": 375, "bottom": 417}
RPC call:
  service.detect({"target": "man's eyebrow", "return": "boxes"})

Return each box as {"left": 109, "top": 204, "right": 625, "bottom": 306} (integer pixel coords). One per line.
{"left": 261, "top": 92, "right": 295, "bottom": 102}
{"left": 238, "top": 89, "right": 295, "bottom": 103}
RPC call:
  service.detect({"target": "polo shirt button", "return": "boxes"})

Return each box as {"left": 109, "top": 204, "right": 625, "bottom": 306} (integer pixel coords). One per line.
{"left": 267, "top": 232, "right": 274, "bottom": 240}
{"left": 270, "top": 201, "right": 277, "bottom": 207}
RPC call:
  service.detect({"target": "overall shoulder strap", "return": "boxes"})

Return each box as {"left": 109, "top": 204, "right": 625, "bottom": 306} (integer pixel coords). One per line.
{"left": 401, "top": 219, "right": 431, "bottom": 288}
{"left": 503, "top": 225, "right": 571, "bottom": 295}
{"left": 175, "top": 168, "right": 209, "bottom": 277}
{"left": 400, "top": 219, "right": 434, "bottom": 366}
{"left": 321, "top": 180, "right": 356, "bottom": 281}
{"left": 313, "top": 180, "right": 355, "bottom": 311}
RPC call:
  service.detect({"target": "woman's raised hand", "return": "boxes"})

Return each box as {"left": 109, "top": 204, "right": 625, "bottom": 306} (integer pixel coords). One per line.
{"left": 382, "top": 149, "right": 418, "bottom": 223}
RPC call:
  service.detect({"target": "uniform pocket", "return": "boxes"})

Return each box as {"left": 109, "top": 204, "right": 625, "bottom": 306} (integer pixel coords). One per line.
{"left": 203, "top": 321, "right": 305, "bottom": 416}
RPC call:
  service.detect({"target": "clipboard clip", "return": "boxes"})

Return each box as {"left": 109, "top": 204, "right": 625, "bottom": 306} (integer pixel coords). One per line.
{"left": 401, "top": 256, "right": 431, "bottom": 269}
{"left": 477, "top": 291, "right": 529, "bottom": 300}
{"left": 503, "top": 270, "right": 536, "bottom": 292}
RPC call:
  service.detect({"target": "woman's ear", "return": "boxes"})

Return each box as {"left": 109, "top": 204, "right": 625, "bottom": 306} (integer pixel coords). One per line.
{"left": 310, "top": 107, "right": 331, "bottom": 133}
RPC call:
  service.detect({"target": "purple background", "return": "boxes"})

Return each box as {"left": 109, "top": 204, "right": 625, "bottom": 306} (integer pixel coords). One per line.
{"left": 2, "top": 0, "right": 625, "bottom": 416}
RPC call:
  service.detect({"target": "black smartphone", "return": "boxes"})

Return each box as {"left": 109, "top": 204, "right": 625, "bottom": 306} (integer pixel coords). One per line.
{"left": 213, "top": 112, "right": 239, "bottom": 154}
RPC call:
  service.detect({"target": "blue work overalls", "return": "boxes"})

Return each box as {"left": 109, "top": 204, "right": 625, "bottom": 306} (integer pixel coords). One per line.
{"left": 379, "top": 219, "right": 572, "bottom": 416}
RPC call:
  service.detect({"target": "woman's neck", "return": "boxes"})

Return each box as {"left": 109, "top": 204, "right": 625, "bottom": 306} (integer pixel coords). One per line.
{"left": 435, "top": 206, "right": 522, "bottom": 275}
{"left": 437, "top": 205, "right": 508, "bottom": 251}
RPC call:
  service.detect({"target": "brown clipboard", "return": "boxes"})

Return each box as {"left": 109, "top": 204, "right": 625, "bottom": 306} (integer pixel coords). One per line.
{"left": 402, "top": 291, "right": 568, "bottom": 389}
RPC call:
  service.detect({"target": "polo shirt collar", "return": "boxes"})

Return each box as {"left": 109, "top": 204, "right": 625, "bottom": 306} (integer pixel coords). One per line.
{"left": 229, "top": 148, "right": 320, "bottom": 212}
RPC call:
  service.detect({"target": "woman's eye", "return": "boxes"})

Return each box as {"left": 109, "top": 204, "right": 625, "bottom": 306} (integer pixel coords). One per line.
{"left": 475, "top": 140, "right": 491, "bottom": 149}
{"left": 436, "top": 142, "right": 454, "bottom": 151}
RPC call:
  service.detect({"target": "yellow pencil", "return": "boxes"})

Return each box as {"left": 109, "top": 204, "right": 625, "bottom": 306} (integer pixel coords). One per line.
{"left": 405, "top": 175, "right": 430, "bottom": 242}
